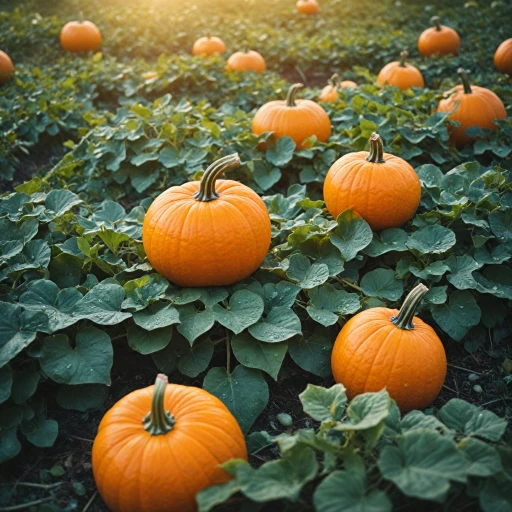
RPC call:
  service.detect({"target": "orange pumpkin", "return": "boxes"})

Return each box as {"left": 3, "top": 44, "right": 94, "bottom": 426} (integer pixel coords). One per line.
{"left": 142, "top": 71, "right": 158, "bottom": 80}
{"left": 296, "top": 0, "right": 319, "bottom": 15}
{"left": 377, "top": 50, "right": 424, "bottom": 90}
{"left": 226, "top": 50, "right": 266, "bottom": 73}
{"left": 319, "top": 74, "right": 357, "bottom": 103}
{"left": 437, "top": 68, "right": 507, "bottom": 147}
{"left": 418, "top": 16, "right": 460, "bottom": 57}
{"left": 142, "top": 154, "right": 271, "bottom": 287}
{"left": 494, "top": 38, "right": 512, "bottom": 75}
{"left": 331, "top": 284, "right": 447, "bottom": 413}
{"left": 252, "top": 83, "right": 332, "bottom": 149}
{"left": 0, "top": 50, "right": 14, "bottom": 86}
{"left": 192, "top": 36, "right": 226, "bottom": 56}
{"left": 92, "top": 374, "right": 247, "bottom": 512}
{"left": 323, "top": 133, "right": 420, "bottom": 231}
{"left": 60, "top": 17, "right": 102, "bottom": 52}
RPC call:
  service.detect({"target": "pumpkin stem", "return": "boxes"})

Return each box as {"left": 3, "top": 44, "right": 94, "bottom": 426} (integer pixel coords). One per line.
{"left": 458, "top": 68, "right": 472, "bottom": 95}
{"left": 194, "top": 153, "right": 241, "bottom": 202}
{"left": 329, "top": 73, "right": 341, "bottom": 90}
{"left": 143, "top": 374, "right": 176, "bottom": 436}
{"left": 78, "top": 11, "right": 84, "bottom": 23}
{"left": 399, "top": 50, "right": 408, "bottom": 68}
{"left": 286, "top": 83, "right": 304, "bottom": 107}
{"left": 430, "top": 16, "right": 442, "bottom": 31}
{"left": 390, "top": 284, "right": 429, "bottom": 330}
{"left": 365, "top": 133, "right": 386, "bottom": 163}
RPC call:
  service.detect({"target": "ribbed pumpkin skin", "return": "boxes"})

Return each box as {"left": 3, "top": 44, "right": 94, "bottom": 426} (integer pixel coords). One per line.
{"left": 296, "top": 0, "right": 319, "bottom": 14}
{"left": 377, "top": 61, "right": 424, "bottom": 90}
{"left": 319, "top": 84, "right": 338, "bottom": 103}
{"left": 192, "top": 36, "right": 226, "bottom": 56}
{"left": 494, "top": 38, "right": 512, "bottom": 75}
{"left": 92, "top": 384, "right": 247, "bottom": 512}
{"left": 142, "top": 180, "right": 271, "bottom": 287}
{"left": 0, "top": 51, "right": 14, "bottom": 85}
{"left": 226, "top": 51, "right": 266, "bottom": 73}
{"left": 323, "top": 150, "right": 421, "bottom": 231}
{"left": 252, "top": 100, "right": 331, "bottom": 149}
{"left": 437, "top": 85, "right": 507, "bottom": 147}
{"left": 340, "top": 80, "right": 357, "bottom": 89}
{"left": 60, "top": 21, "right": 102, "bottom": 52}
{"left": 418, "top": 24, "right": 460, "bottom": 56}
{"left": 331, "top": 308, "right": 447, "bottom": 412}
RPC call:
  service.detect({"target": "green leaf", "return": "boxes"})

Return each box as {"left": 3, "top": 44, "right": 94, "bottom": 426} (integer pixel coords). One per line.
{"left": 432, "top": 291, "right": 481, "bottom": 341}
{"left": 361, "top": 269, "right": 403, "bottom": 301}
{"left": 122, "top": 274, "right": 169, "bottom": 311}
{"left": 335, "top": 390, "right": 391, "bottom": 432}
{"left": 132, "top": 302, "right": 180, "bottom": 330}
{"left": 178, "top": 339, "right": 214, "bottom": 377}
{"left": 446, "top": 255, "right": 480, "bottom": 290}
{"left": 11, "top": 362, "right": 40, "bottom": 404}
{"left": 400, "top": 411, "right": 452, "bottom": 434}
{"left": 0, "top": 366, "right": 12, "bottom": 405}
{"left": 439, "top": 399, "right": 507, "bottom": 441}
{"left": 488, "top": 210, "right": 512, "bottom": 243}
{"left": 331, "top": 210, "right": 373, "bottom": 262}
{"left": 40, "top": 327, "right": 113, "bottom": 385}
{"left": 363, "top": 229, "right": 408, "bottom": 257}
{"left": 286, "top": 253, "right": 329, "bottom": 289}
{"left": 197, "top": 480, "right": 240, "bottom": 512}
{"left": 262, "top": 281, "right": 301, "bottom": 311}
{"left": 406, "top": 225, "right": 456, "bottom": 254}
{"left": 127, "top": 324, "right": 173, "bottom": 355}
{"left": 56, "top": 384, "right": 108, "bottom": 411}
{"left": 44, "top": 189, "right": 82, "bottom": 217}
{"left": 480, "top": 476, "right": 512, "bottom": 512}
{"left": 212, "top": 290, "right": 264, "bottom": 334}
{"left": 378, "top": 429, "right": 468, "bottom": 501}
{"left": 231, "top": 333, "right": 287, "bottom": 380}
{"left": 151, "top": 333, "right": 190, "bottom": 374}
{"left": 288, "top": 327, "right": 332, "bottom": 377}
{"left": 0, "top": 303, "right": 48, "bottom": 367}
{"left": 0, "top": 408, "right": 22, "bottom": 463}
{"left": 266, "top": 136, "right": 296, "bottom": 167}
{"left": 177, "top": 306, "right": 216, "bottom": 345}
{"left": 307, "top": 284, "right": 360, "bottom": 326}
{"left": 24, "top": 419, "right": 58, "bottom": 448}
{"left": 458, "top": 437, "right": 502, "bottom": 477}
{"left": 474, "top": 265, "right": 512, "bottom": 300}
{"left": 313, "top": 469, "right": 392, "bottom": 512}
{"left": 249, "top": 306, "right": 301, "bottom": 342}
{"left": 299, "top": 383, "right": 347, "bottom": 422}
{"left": 203, "top": 365, "right": 268, "bottom": 434}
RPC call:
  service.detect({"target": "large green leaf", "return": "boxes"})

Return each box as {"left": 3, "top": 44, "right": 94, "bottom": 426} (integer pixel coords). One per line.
{"left": 212, "top": 290, "right": 264, "bottom": 334}
{"left": 249, "top": 306, "right": 301, "bottom": 342}
{"left": 299, "top": 384, "right": 347, "bottom": 422}
{"left": 330, "top": 210, "right": 373, "bottom": 262}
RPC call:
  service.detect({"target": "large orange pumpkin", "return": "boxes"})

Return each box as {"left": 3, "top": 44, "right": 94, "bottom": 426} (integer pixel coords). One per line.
{"left": 296, "top": 0, "right": 319, "bottom": 15}
{"left": 92, "top": 374, "right": 247, "bottom": 512}
{"left": 142, "top": 153, "right": 271, "bottom": 287}
{"left": 323, "top": 133, "right": 420, "bottom": 231}
{"left": 60, "top": 18, "right": 102, "bottom": 52}
{"left": 494, "top": 38, "right": 512, "bottom": 75}
{"left": 252, "top": 83, "right": 332, "bottom": 149}
{"left": 377, "top": 50, "right": 424, "bottom": 90}
{"left": 192, "top": 36, "right": 226, "bottom": 56}
{"left": 319, "top": 74, "right": 357, "bottom": 102}
{"left": 331, "top": 284, "right": 447, "bottom": 413}
{"left": 418, "top": 16, "right": 460, "bottom": 57}
{"left": 437, "top": 68, "right": 507, "bottom": 147}
{"left": 0, "top": 50, "right": 14, "bottom": 86}
{"left": 226, "top": 50, "right": 266, "bottom": 73}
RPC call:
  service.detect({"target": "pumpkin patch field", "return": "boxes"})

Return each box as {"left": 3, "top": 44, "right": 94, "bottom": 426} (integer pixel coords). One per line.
{"left": 1, "top": 0, "right": 512, "bottom": 510}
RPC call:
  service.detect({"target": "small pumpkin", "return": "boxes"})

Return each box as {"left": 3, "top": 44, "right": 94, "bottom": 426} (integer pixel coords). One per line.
{"left": 418, "top": 16, "right": 460, "bottom": 57}
{"left": 143, "top": 153, "right": 271, "bottom": 287}
{"left": 60, "top": 16, "right": 102, "bottom": 52}
{"left": 92, "top": 374, "right": 247, "bottom": 512}
{"left": 377, "top": 50, "right": 424, "bottom": 90}
{"left": 296, "top": 0, "right": 319, "bottom": 14}
{"left": 319, "top": 74, "right": 357, "bottom": 102}
{"left": 437, "top": 68, "right": 507, "bottom": 147}
{"left": 192, "top": 36, "right": 226, "bottom": 56}
{"left": 0, "top": 50, "right": 14, "bottom": 86}
{"left": 142, "top": 71, "right": 158, "bottom": 81}
{"left": 494, "top": 38, "right": 512, "bottom": 75}
{"left": 323, "top": 133, "right": 420, "bottom": 231}
{"left": 252, "top": 83, "right": 331, "bottom": 149}
{"left": 226, "top": 50, "right": 266, "bottom": 73}
{"left": 331, "top": 284, "right": 447, "bottom": 413}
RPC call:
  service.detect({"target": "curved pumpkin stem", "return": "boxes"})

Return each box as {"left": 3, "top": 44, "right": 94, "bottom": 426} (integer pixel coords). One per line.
{"left": 286, "top": 83, "right": 304, "bottom": 107}
{"left": 390, "top": 284, "right": 429, "bottom": 330}
{"left": 458, "top": 68, "right": 472, "bottom": 95}
{"left": 399, "top": 50, "right": 408, "bottom": 68}
{"left": 143, "top": 374, "right": 176, "bottom": 436}
{"left": 430, "top": 16, "right": 442, "bottom": 31}
{"left": 329, "top": 74, "right": 341, "bottom": 90}
{"left": 194, "top": 153, "right": 241, "bottom": 202}
{"left": 365, "top": 133, "right": 386, "bottom": 163}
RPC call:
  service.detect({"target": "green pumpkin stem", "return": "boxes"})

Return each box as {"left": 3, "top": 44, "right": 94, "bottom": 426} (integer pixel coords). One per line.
{"left": 194, "top": 153, "right": 241, "bottom": 202}
{"left": 365, "top": 133, "right": 386, "bottom": 163}
{"left": 286, "top": 83, "right": 304, "bottom": 107}
{"left": 458, "top": 68, "right": 472, "bottom": 95}
{"left": 143, "top": 374, "right": 176, "bottom": 436}
{"left": 78, "top": 11, "right": 84, "bottom": 23}
{"left": 329, "top": 73, "right": 341, "bottom": 89}
{"left": 399, "top": 50, "right": 408, "bottom": 68}
{"left": 431, "top": 16, "right": 442, "bottom": 31}
{"left": 390, "top": 284, "right": 429, "bottom": 330}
